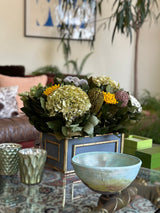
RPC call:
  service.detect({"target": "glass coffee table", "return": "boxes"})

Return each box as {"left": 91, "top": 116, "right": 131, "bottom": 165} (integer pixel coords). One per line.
{"left": 0, "top": 167, "right": 160, "bottom": 213}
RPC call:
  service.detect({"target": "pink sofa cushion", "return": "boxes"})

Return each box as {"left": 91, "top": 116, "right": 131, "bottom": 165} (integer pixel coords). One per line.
{"left": 0, "top": 74, "right": 48, "bottom": 112}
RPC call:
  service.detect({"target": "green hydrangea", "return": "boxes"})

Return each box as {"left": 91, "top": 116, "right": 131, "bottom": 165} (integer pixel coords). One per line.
{"left": 46, "top": 85, "right": 91, "bottom": 125}
{"left": 92, "top": 76, "right": 120, "bottom": 89}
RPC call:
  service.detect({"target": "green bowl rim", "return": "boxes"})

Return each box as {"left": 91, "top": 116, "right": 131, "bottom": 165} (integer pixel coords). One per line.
{"left": 71, "top": 151, "right": 142, "bottom": 170}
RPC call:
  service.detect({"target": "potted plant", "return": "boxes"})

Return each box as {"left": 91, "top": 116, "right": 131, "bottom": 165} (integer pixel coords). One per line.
{"left": 19, "top": 75, "right": 141, "bottom": 173}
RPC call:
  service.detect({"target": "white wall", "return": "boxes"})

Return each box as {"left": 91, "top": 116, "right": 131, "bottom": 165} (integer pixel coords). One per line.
{"left": 0, "top": 0, "right": 160, "bottom": 98}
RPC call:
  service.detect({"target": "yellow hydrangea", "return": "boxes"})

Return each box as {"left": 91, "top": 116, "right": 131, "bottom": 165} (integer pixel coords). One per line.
{"left": 43, "top": 84, "right": 60, "bottom": 96}
{"left": 103, "top": 92, "right": 118, "bottom": 104}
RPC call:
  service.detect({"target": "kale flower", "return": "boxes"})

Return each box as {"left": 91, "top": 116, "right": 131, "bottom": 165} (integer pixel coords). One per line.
{"left": 115, "top": 90, "right": 129, "bottom": 107}
{"left": 46, "top": 85, "right": 91, "bottom": 125}
{"left": 92, "top": 76, "right": 120, "bottom": 89}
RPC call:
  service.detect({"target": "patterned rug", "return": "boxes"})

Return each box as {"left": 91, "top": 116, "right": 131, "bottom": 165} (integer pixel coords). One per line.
{"left": 0, "top": 168, "right": 158, "bottom": 213}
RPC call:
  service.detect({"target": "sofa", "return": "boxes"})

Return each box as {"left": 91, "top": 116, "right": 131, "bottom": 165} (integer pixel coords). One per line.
{"left": 0, "top": 65, "right": 49, "bottom": 148}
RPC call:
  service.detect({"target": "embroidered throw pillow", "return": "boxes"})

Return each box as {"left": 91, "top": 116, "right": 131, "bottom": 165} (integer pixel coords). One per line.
{"left": 0, "top": 74, "right": 48, "bottom": 111}
{"left": 0, "top": 86, "right": 19, "bottom": 119}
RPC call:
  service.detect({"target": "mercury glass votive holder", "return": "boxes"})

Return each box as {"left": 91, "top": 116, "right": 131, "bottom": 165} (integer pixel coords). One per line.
{"left": 18, "top": 148, "right": 47, "bottom": 185}
{"left": 0, "top": 143, "right": 22, "bottom": 176}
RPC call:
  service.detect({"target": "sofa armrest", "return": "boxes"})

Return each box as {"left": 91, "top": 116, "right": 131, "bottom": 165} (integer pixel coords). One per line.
{"left": 0, "top": 115, "right": 40, "bottom": 143}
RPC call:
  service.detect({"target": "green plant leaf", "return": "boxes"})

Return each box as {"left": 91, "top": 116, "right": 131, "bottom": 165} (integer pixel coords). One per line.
{"left": 64, "top": 60, "right": 78, "bottom": 73}
{"left": 47, "top": 120, "right": 63, "bottom": 132}
{"left": 40, "top": 97, "right": 46, "bottom": 111}
{"left": 79, "top": 52, "right": 93, "bottom": 75}
{"left": 83, "top": 122, "right": 94, "bottom": 136}
{"left": 31, "top": 65, "right": 62, "bottom": 76}
{"left": 69, "top": 124, "right": 83, "bottom": 132}
{"left": 89, "top": 115, "right": 99, "bottom": 126}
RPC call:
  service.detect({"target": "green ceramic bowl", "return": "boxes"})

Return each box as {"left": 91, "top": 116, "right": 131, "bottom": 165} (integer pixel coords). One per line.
{"left": 72, "top": 152, "right": 142, "bottom": 194}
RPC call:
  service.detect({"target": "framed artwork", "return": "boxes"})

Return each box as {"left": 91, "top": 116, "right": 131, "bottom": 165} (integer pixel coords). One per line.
{"left": 24, "top": 0, "right": 96, "bottom": 40}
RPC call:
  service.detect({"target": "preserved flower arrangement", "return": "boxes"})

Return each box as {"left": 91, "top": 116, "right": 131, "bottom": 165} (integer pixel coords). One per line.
{"left": 19, "top": 76, "right": 142, "bottom": 139}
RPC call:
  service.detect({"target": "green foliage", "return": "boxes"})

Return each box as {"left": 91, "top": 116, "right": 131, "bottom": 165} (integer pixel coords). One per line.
{"left": 19, "top": 75, "right": 141, "bottom": 139}
{"left": 129, "top": 116, "right": 160, "bottom": 144}
{"left": 95, "top": 100, "right": 140, "bottom": 135}
{"left": 129, "top": 90, "right": 160, "bottom": 144}
{"left": 31, "top": 65, "right": 64, "bottom": 78}
{"left": 140, "top": 90, "right": 160, "bottom": 114}
{"left": 31, "top": 52, "right": 92, "bottom": 77}
{"left": 64, "top": 52, "right": 93, "bottom": 76}
{"left": 109, "top": 0, "right": 159, "bottom": 42}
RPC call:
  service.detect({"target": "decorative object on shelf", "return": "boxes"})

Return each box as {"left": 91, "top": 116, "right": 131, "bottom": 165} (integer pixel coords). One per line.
{"left": 42, "top": 132, "right": 124, "bottom": 173}
{"left": 18, "top": 148, "right": 47, "bottom": 185}
{"left": 0, "top": 143, "right": 22, "bottom": 176}
{"left": 72, "top": 151, "right": 142, "bottom": 212}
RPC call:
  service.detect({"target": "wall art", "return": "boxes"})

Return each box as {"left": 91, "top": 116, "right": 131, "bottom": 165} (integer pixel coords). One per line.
{"left": 25, "top": 0, "right": 96, "bottom": 40}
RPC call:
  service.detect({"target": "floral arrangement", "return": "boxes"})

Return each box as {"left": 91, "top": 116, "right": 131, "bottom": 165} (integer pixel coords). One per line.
{"left": 19, "top": 76, "right": 142, "bottom": 139}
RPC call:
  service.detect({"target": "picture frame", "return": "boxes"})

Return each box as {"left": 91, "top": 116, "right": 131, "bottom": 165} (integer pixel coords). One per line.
{"left": 24, "top": 0, "right": 96, "bottom": 41}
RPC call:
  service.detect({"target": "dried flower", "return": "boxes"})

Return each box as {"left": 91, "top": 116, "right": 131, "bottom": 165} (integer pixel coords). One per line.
{"left": 19, "top": 75, "right": 142, "bottom": 137}
{"left": 130, "top": 95, "right": 142, "bottom": 113}
{"left": 64, "top": 76, "right": 88, "bottom": 86}
{"left": 88, "top": 88, "right": 104, "bottom": 114}
{"left": 46, "top": 85, "right": 91, "bottom": 125}
{"left": 115, "top": 90, "right": 129, "bottom": 107}
{"left": 92, "top": 76, "right": 120, "bottom": 89}
{"left": 43, "top": 84, "right": 60, "bottom": 96}
{"left": 103, "top": 92, "right": 118, "bottom": 104}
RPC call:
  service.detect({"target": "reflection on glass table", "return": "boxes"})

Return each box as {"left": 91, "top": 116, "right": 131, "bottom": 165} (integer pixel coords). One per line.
{"left": 0, "top": 167, "right": 159, "bottom": 213}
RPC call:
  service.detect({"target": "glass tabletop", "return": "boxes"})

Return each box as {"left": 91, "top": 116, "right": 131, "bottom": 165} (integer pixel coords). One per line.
{"left": 0, "top": 167, "right": 159, "bottom": 213}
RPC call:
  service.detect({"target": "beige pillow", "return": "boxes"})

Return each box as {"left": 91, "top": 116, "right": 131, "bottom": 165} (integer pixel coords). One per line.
{"left": 0, "top": 74, "right": 48, "bottom": 111}
{"left": 0, "top": 86, "right": 19, "bottom": 118}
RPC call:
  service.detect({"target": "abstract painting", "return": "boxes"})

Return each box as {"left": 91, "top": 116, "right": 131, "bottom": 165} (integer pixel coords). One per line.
{"left": 25, "top": 0, "right": 96, "bottom": 40}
